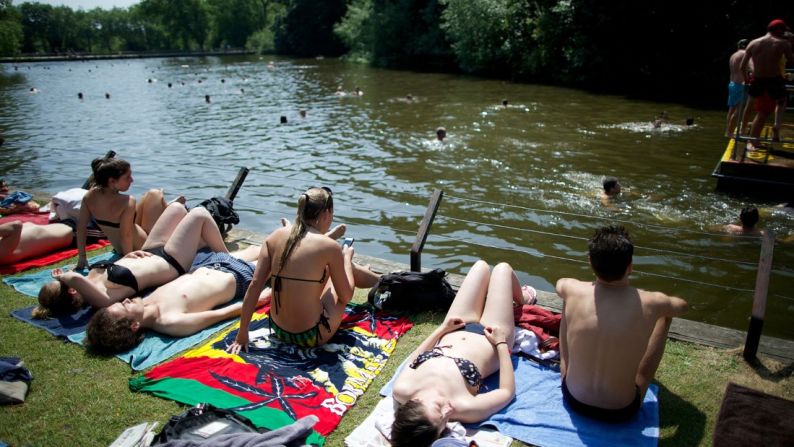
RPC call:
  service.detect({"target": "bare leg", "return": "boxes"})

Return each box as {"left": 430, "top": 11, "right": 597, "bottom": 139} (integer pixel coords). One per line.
{"left": 635, "top": 316, "right": 673, "bottom": 398}
{"left": 142, "top": 202, "right": 187, "bottom": 249}
{"left": 230, "top": 245, "right": 260, "bottom": 261}
{"left": 446, "top": 260, "right": 490, "bottom": 323}
{"left": 318, "top": 281, "right": 347, "bottom": 344}
{"left": 136, "top": 189, "right": 167, "bottom": 233}
{"left": 750, "top": 111, "right": 770, "bottom": 142}
{"left": 165, "top": 207, "right": 229, "bottom": 271}
{"left": 726, "top": 106, "right": 738, "bottom": 137}
{"left": 326, "top": 224, "right": 346, "bottom": 240}
{"left": 773, "top": 99, "right": 786, "bottom": 142}
{"left": 479, "top": 262, "right": 518, "bottom": 347}
{"left": 0, "top": 221, "right": 23, "bottom": 263}
{"left": 353, "top": 263, "right": 379, "bottom": 288}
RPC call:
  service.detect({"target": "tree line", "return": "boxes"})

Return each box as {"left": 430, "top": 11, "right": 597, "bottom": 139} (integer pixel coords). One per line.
{"left": 0, "top": 0, "right": 791, "bottom": 105}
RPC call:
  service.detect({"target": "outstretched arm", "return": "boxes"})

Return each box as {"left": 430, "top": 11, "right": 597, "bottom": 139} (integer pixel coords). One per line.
{"left": 75, "top": 198, "right": 91, "bottom": 269}
{"left": 159, "top": 291, "right": 270, "bottom": 337}
{"left": 227, "top": 241, "right": 272, "bottom": 354}
{"left": 118, "top": 196, "right": 137, "bottom": 255}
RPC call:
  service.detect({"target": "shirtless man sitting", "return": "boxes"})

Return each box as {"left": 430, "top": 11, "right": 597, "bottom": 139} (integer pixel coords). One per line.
{"left": 741, "top": 19, "right": 794, "bottom": 145}
{"left": 556, "top": 226, "right": 688, "bottom": 422}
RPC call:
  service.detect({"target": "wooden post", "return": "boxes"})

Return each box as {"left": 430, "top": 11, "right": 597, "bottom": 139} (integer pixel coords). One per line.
{"left": 743, "top": 230, "right": 776, "bottom": 361}
{"left": 81, "top": 150, "right": 116, "bottom": 189}
{"left": 410, "top": 189, "right": 443, "bottom": 272}
{"left": 225, "top": 167, "right": 249, "bottom": 201}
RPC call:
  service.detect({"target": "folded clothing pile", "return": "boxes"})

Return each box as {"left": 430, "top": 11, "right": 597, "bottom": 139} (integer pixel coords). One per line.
{"left": 0, "top": 357, "right": 33, "bottom": 404}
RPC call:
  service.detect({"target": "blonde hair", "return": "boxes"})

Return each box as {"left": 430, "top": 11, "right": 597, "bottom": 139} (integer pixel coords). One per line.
{"left": 277, "top": 187, "right": 333, "bottom": 272}
{"left": 33, "top": 280, "right": 83, "bottom": 319}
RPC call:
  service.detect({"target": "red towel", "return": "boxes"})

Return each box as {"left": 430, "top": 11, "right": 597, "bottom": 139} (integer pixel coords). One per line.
{"left": 0, "top": 212, "right": 50, "bottom": 225}
{"left": 0, "top": 240, "right": 111, "bottom": 276}
{"left": 513, "top": 304, "right": 561, "bottom": 351}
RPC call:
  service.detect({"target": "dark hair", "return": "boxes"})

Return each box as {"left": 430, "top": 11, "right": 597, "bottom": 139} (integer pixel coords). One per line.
{"left": 739, "top": 206, "right": 759, "bottom": 228}
{"left": 391, "top": 399, "right": 441, "bottom": 446}
{"left": 602, "top": 177, "right": 620, "bottom": 192}
{"left": 33, "top": 280, "right": 83, "bottom": 319}
{"left": 278, "top": 187, "right": 334, "bottom": 273}
{"left": 90, "top": 156, "right": 130, "bottom": 188}
{"left": 737, "top": 39, "right": 749, "bottom": 49}
{"left": 86, "top": 307, "right": 144, "bottom": 353}
{"left": 588, "top": 226, "right": 633, "bottom": 282}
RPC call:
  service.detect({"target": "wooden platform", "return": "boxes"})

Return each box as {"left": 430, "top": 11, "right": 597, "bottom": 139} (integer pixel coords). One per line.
{"left": 227, "top": 229, "right": 794, "bottom": 363}
{"left": 713, "top": 137, "right": 794, "bottom": 199}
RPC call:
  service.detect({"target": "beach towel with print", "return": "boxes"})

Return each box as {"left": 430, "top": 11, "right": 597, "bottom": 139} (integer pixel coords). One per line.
{"left": 130, "top": 303, "right": 412, "bottom": 445}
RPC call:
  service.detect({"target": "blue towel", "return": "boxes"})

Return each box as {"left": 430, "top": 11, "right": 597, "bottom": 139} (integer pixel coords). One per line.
{"left": 5, "top": 250, "right": 241, "bottom": 371}
{"left": 2, "top": 252, "right": 118, "bottom": 297}
{"left": 11, "top": 306, "right": 94, "bottom": 337}
{"left": 381, "top": 356, "right": 659, "bottom": 447}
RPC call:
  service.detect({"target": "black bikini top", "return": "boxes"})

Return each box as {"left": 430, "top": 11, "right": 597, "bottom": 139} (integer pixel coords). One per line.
{"left": 410, "top": 346, "right": 483, "bottom": 390}
{"left": 271, "top": 268, "right": 328, "bottom": 313}
{"left": 90, "top": 262, "right": 138, "bottom": 292}
{"left": 94, "top": 219, "right": 120, "bottom": 228}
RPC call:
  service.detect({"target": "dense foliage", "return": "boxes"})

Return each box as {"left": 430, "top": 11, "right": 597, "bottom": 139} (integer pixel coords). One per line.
{"left": 1, "top": 0, "right": 792, "bottom": 105}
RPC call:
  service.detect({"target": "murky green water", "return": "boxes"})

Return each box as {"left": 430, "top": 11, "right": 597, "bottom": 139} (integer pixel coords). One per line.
{"left": 1, "top": 55, "right": 792, "bottom": 339}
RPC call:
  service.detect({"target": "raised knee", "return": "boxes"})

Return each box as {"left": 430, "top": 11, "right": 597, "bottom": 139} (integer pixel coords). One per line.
{"left": 166, "top": 201, "right": 187, "bottom": 214}
{"left": 492, "top": 262, "right": 513, "bottom": 275}
{"left": 190, "top": 206, "right": 212, "bottom": 219}
{"left": 472, "top": 259, "right": 490, "bottom": 272}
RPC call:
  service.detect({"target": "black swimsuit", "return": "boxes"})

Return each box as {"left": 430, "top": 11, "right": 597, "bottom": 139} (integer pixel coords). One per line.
{"left": 410, "top": 346, "right": 483, "bottom": 390}
{"left": 89, "top": 246, "right": 185, "bottom": 292}
{"left": 94, "top": 219, "right": 120, "bottom": 228}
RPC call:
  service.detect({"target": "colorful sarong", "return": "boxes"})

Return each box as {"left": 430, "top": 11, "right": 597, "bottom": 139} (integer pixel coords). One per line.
{"left": 131, "top": 303, "right": 412, "bottom": 444}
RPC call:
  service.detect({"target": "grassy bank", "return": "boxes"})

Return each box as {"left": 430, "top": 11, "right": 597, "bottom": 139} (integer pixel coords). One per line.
{"left": 0, "top": 254, "right": 792, "bottom": 446}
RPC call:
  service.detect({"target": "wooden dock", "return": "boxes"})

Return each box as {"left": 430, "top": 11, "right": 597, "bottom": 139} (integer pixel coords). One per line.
{"left": 227, "top": 229, "right": 794, "bottom": 363}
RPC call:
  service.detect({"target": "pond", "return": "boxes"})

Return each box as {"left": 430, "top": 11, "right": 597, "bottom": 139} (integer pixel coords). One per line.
{"left": 1, "top": 55, "right": 792, "bottom": 339}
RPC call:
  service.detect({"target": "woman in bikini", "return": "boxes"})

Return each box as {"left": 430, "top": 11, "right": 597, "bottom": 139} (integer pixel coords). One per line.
{"left": 75, "top": 156, "right": 184, "bottom": 269}
{"left": 34, "top": 206, "right": 228, "bottom": 318}
{"left": 0, "top": 221, "right": 74, "bottom": 265}
{"left": 85, "top": 246, "right": 271, "bottom": 353}
{"left": 390, "top": 261, "right": 531, "bottom": 446}
{"left": 227, "top": 186, "right": 380, "bottom": 352}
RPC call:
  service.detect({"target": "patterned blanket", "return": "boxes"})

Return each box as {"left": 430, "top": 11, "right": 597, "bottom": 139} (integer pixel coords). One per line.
{"left": 131, "top": 303, "right": 412, "bottom": 445}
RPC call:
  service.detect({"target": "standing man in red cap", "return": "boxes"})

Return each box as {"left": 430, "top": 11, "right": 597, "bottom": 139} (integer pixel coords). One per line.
{"left": 740, "top": 19, "right": 794, "bottom": 147}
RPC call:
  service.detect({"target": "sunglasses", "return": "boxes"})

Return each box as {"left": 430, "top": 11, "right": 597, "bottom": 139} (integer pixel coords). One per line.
{"left": 312, "top": 186, "right": 332, "bottom": 195}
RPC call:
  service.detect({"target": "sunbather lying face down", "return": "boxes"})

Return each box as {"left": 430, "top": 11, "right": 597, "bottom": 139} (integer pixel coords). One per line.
{"left": 75, "top": 156, "right": 185, "bottom": 269}
{"left": 34, "top": 206, "right": 228, "bottom": 319}
{"left": 85, "top": 247, "right": 269, "bottom": 353}
{"left": 0, "top": 221, "right": 73, "bottom": 265}
{"left": 390, "top": 261, "right": 528, "bottom": 446}
{"left": 226, "top": 186, "right": 380, "bottom": 353}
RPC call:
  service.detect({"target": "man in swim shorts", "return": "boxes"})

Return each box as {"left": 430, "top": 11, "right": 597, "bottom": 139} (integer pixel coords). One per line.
{"left": 741, "top": 19, "right": 794, "bottom": 145}
{"left": 556, "top": 226, "right": 688, "bottom": 422}
{"left": 726, "top": 39, "right": 750, "bottom": 137}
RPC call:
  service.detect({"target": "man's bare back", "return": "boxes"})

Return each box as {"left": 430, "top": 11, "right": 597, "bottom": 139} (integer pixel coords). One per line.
{"left": 555, "top": 225, "right": 687, "bottom": 421}
{"left": 729, "top": 49, "right": 747, "bottom": 84}
{"left": 742, "top": 32, "right": 793, "bottom": 79}
{"left": 557, "top": 278, "right": 687, "bottom": 409}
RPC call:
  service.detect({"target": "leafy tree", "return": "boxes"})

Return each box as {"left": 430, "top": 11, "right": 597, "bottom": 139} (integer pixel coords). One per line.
{"left": 274, "top": 0, "right": 346, "bottom": 56}
{"left": 0, "top": 0, "right": 23, "bottom": 55}
{"left": 138, "top": 0, "right": 209, "bottom": 50}
{"left": 208, "top": 0, "right": 260, "bottom": 48}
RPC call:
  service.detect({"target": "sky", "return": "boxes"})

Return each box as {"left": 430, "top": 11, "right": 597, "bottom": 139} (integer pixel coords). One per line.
{"left": 26, "top": 0, "right": 139, "bottom": 10}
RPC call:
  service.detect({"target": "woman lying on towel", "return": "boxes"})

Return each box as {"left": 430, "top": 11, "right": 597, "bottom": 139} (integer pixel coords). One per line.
{"left": 84, "top": 247, "right": 270, "bottom": 353}
{"left": 75, "top": 156, "right": 185, "bottom": 270}
{"left": 0, "top": 221, "right": 74, "bottom": 265}
{"left": 226, "top": 186, "right": 380, "bottom": 352}
{"left": 34, "top": 206, "right": 228, "bottom": 318}
{"left": 390, "top": 261, "right": 529, "bottom": 446}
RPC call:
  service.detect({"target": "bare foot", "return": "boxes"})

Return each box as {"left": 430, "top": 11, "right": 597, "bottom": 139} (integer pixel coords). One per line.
{"left": 280, "top": 217, "right": 290, "bottom": 227}
{"left": 326, "top": 224, "right": 347, "bottom": 240}
{"left": 517, "top": 285, "right": 537, "bottom": 306}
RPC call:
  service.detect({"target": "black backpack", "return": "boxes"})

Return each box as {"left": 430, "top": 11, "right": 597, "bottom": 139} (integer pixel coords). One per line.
{"left": 153, "top": 403, "right": 261, "bottom": 444}
{"left": 368, "top": 268, "right": 456, "bottom": 312}
{"left": 197, "top": 197, "right": 239, "bottom": 235}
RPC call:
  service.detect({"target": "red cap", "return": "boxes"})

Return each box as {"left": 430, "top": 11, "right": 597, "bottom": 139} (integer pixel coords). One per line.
{"left": 768, "top": 19, "right": 789, "bottom": 32}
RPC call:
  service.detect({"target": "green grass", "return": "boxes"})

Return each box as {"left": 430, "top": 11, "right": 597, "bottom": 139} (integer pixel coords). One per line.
{"left": 1, "top": 253, "right": 792, "bottom": 446}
